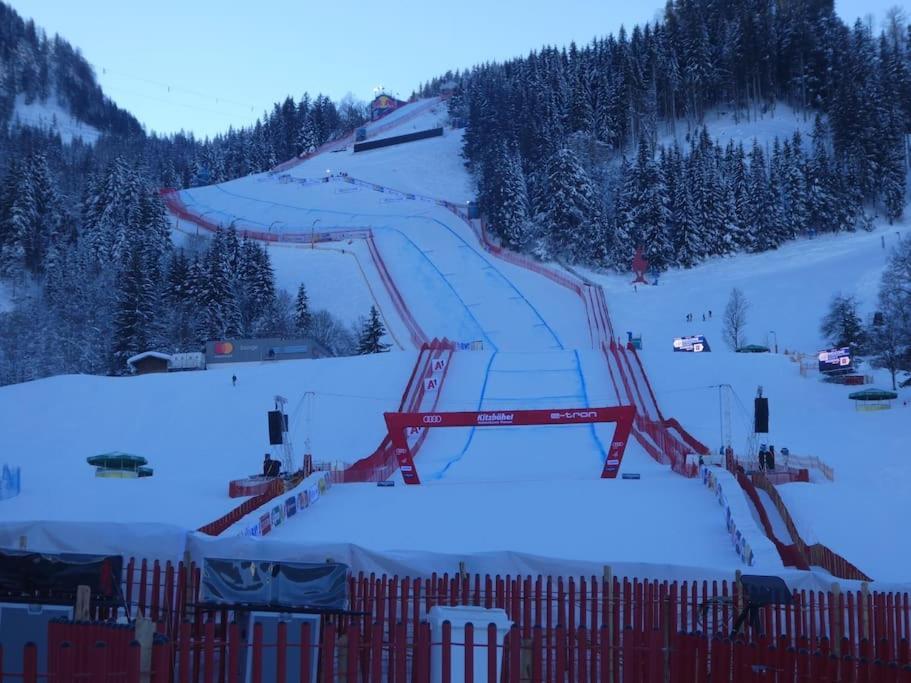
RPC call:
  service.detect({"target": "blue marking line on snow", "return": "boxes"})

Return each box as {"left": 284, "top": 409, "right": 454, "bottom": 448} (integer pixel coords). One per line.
{"left": 193, "top": 182, "right": 565, "bottom": 351}
{"left": 482, "top": 394, "right": 584, "bottom": 402}
{"left": 489, "top": 367, "right": 577, "bottom": 374}
{"left": 573, "top": 350, "right": 609, "bottom": 461}
{"left": 429, "top": 352, "right": 498, "bottom": 480}
{"left": 404, "top": 212, "right": 565, "bottom": 351}
{"left": 376, "top": 226, "right": 495, "bottom": 351}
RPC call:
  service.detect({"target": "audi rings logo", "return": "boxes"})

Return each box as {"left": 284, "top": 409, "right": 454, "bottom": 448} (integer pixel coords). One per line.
{"left": 422, "top": 415, "right": 443, "bottom": 424}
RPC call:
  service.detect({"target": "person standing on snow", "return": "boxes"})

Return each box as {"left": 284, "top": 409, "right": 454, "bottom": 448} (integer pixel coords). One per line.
{"left": 232, "top": 374, "right": 237, "bottom": 387}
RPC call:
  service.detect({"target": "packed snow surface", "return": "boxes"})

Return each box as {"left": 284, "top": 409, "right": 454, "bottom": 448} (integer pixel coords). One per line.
{"left": 589, "top": 220, "right": 911, "bottom": 582}
{"left": 4, "top": 92, "right": 909, "bottom": 584}
{"left": 12, "top": 95, "right": 101, "bottom": 144}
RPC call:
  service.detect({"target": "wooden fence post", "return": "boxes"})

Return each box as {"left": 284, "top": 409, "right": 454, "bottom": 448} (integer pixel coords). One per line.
{"left": 662, "top": 596, "right": 671, "bottom": 683}
{"left": 75, "top": 585, "right": 92, "bottom": 621}
{"left": 832, "top": 583, "right": 842, "bottom": 657}
{"left": 861, "top": 582, "right": 870, "bottom": 641}
{"left": 134, "top": 617, "right": 154, "bottom": 683}
{"left": 605, "top": 565, "right": 614, "bottom": 683}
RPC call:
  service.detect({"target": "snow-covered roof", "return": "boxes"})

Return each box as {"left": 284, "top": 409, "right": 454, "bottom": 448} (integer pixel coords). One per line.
{"left": 127, "top": 351, "right": 172, "bottom": 366}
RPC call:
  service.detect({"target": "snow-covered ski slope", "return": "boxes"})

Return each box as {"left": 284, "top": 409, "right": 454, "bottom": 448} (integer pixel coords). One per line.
{"left": 162, "top": 100, "right": 760, "bottom": 575}
{"left": 0, "top": 353, "right": 416, "bottom": 559}
{"left": 589, "top": 221, "right": 911, "bottom": 582}
{"left": 6, "top": 96, "right": 907, "bottom": 583}
{"left": 279, "top": 97, "right": 472, "bottom": 201}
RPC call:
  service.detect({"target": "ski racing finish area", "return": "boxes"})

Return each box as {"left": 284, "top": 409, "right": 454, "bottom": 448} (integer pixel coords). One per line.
{"left": 3, "top": 97, "right": 901, "bottom": 587}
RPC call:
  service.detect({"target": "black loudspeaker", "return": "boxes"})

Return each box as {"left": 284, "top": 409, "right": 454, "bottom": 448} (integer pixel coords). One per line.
{"left": 268, "top": 410, "right": 284, "bottom": 445}
{"left": 754, "top": 397, "right": 769, "bottom": 433}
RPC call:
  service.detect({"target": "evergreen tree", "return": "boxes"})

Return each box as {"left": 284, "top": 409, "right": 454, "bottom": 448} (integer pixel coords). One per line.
{"left": 356, "top": 306, "right": 390, "bottom": 354}
{"left": 820, "top": 294, "right": 866, "bottom": 356}
{"left": 111, "top": 246, "right": 156, "bottom": 373}
{"left": 297, "top": 115, "right": 318, "bottom": 156}
{"left": 868, "top": 239, "right": 911, "bottom": 389}
{"left": 294, "top": 283, "right": 312, "bottom": 335}
{"left": 536, "top": 147, "right": 607, "bottom": 265}
{"left": 483, "top": 139, "right": 534, "bottom": 249}
{"left": 630, "top": 136, "right": 672, "bottom": 270}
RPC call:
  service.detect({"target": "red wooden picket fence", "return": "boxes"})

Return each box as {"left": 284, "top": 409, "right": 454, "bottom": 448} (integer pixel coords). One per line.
{"left": 111, "top": 562, "right": 911, "bottom": 658}
{"left": 5, "top": 594, "right": 911, "bottom": 681}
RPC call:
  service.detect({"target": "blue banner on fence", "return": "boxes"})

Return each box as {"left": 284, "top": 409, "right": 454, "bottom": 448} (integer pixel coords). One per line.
{"left": 0, "top": 464, "right": 20, "bottom": 501}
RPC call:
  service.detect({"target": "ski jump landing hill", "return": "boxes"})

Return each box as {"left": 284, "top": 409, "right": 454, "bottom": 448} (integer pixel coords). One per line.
{"left": 153, "top": 97, "right": 877, "bottom": 585}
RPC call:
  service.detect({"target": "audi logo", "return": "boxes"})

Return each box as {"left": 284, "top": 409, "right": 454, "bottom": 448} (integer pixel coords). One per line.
{"left": 422, "top": 415, "right": 443, "bottom": 424}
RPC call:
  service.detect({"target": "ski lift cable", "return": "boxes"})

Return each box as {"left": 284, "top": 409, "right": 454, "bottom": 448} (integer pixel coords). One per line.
{"left": 95, "top": 64, "right": 258, "bottom": 110}
{"left": 101, "top": 83, "right": 251, "bottom": 121}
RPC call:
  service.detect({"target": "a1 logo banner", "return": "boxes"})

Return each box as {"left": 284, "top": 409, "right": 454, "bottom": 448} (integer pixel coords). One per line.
{"left": 424, "top": 376, "right": 439, "bottom": 392}
{"left": 431, "top": 358, "right": 446, "bottom": 373}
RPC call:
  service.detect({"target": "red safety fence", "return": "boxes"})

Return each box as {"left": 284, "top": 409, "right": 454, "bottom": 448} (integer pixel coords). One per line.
{"left": 335, "top": 339, "right": 454, "bottom": 483}
{"left": 365, "top": 232, "right": 428, "bottom": 348}
{"left": 196, "top": 477, "right": 284, "bottom": 537}
{"left": 749, "top": 471, "right": 871, "bottom": 582}
{"left": 10, "top": 567, "right": 911, "bottom": 682}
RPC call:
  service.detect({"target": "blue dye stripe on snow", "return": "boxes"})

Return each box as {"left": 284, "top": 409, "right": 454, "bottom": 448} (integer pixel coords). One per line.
{"left": 376, "top": 226, "right": 495, "bottom": 351}
{"left": 428, "top": 351, "right": 498, "bottom": 480}
{"left": 574, "top": 349, "right": 609, "bottom": 461}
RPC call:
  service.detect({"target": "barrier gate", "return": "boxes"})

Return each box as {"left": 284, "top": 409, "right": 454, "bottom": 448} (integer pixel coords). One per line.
{"left": 384, "top": 406, "right": 636, "bottom": 484}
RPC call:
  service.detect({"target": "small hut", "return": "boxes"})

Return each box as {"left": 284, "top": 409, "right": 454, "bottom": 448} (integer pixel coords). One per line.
{"left": 848, "top": 388, "right": 898, "bottom": 411}
{"left": 127, "top": 351, "right": 172, "bottom": 375}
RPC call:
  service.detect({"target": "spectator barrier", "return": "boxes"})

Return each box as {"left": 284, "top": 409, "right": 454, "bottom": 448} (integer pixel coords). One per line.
{"left": 8, "top": 561, "right": 908, "bottom": 682}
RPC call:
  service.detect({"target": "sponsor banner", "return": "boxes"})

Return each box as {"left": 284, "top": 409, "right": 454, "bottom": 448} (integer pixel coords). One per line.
{"left": 251, "top": 472, "right": 332, "bottom": 537}
{"left": 818, "top": 347, "right": 851, "bottom": 373}
{"left": 424, "top": 377, "right": 439, "bottom": 392}
{"left": 673, "top": 335, "right": 709, "bottom": 353}
{"left": 549, "top": 410, "right": 598, "bottom": 421}
{"left": 701, "top": 466, "right": 754, "bottom": 566}
{"left": 0, "top": 464, "right": 21, "bottom": 501}
{"left": 476, "top": 412, "right": 514, "bottom": 425}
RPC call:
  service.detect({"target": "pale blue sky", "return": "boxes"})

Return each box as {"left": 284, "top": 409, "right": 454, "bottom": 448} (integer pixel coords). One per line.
{"left": 11, "top": 0, "right": 903, "bottom": 138}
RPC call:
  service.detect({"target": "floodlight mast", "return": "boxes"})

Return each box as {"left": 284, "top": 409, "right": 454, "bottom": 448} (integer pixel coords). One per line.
{"left": 274, "top": 395, "right": 295, "bottom": 474}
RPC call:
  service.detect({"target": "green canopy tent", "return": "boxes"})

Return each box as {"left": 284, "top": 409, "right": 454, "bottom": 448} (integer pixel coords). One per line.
{"left": 86, "top": 452, "right": 152, "bottom": 477}
{"left": 737, "top": 344, "right": 770, "bottom": 353}
{"left": 848, "top": 388, "right": 898, "bottom": 411}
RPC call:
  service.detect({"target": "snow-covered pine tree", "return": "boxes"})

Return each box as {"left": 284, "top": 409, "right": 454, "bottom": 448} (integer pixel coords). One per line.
{"left": 0, "top": 159, "right": 32, "bottom": 278}
{"left": 535, "top": 147, "right": 608, "bottom": 266}
{"left": 23, "top": 152, "right": 63, "bottom": 274}
{"left": 294, "top": 282, "right": 312, "bottom": 335}
{"left": 484, "top": 139, "right": 534, "bottom": 250}
{"left": 630, "top": 136, "right": 672, "bottom": 270}
{"left": 356, "top": 306, "right": 390, "bottom": 354}
{"left": 670, "top": 154, "right": 705, "bottom": 268}
{"left": 297, "top": 115, "right": 318, "bottom": 156}
{"left": 867, "top": 238, "right": 911, "bottom": 389}
{"left": 820, "top": 294, "right": 866, "bottom": 356}
{"left": 807, "top": 115, "right": 835, "bottom": 234}
{"left": 111, "top": 245, "right": 156, "bottom": 373}
{"left": 782, "top": 133, "right": 809, "bottom": 239}
{"left": 744, "top": 141, "right": 774, "bottom": 252}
